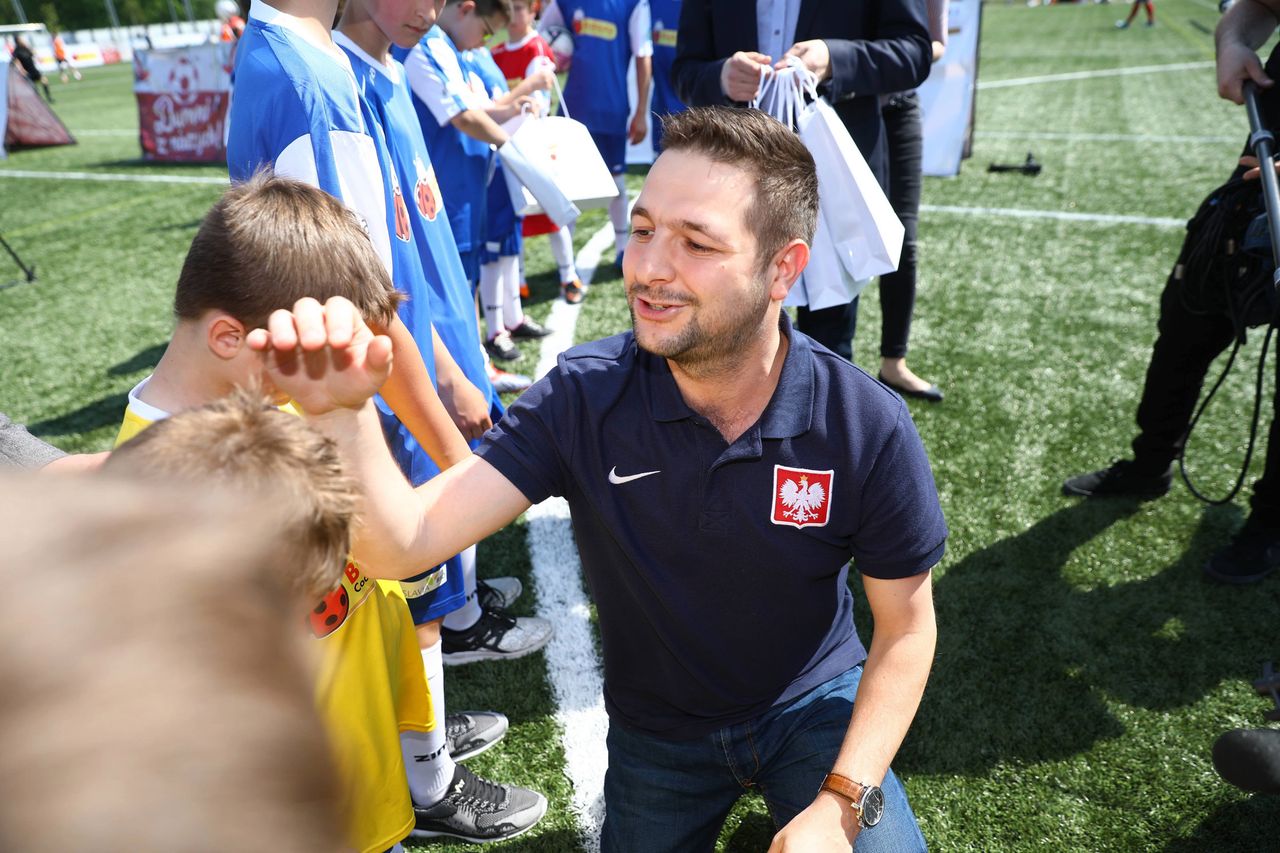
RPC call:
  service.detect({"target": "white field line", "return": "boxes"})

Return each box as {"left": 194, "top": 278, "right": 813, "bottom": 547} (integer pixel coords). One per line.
{"left": 0, "top": 168, "right": 226, "bottom": 185}
{"left": 529, "top": 217, "right": 617, "bottom": 853}
{"left": 978, "top": 60, "right": 1214, "bottom": 90}
{"left": 978, "top": 129, "right": 1238, "bottom": 144}
{"left": 73, "top": 128, "right": 137, "bottom": 136}
{"left": 921, "top": 203, "right": 1185, "bottom": 229}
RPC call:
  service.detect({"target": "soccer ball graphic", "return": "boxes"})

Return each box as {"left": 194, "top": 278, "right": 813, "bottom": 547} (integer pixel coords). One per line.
{"left": 543, "top": 24, "right": 573, "bottom": 72}
{"left": 166, "top": 56, "right": 200, "bottom": 104}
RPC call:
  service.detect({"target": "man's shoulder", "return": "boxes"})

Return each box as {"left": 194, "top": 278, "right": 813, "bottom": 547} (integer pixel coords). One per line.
{"left": 557, "top": 332, "right": 637, "bottom": 370}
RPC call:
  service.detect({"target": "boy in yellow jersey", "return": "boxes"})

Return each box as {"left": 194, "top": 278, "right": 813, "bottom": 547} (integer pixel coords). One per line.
{"left": 113, "top": 175, "right": 546, "bottom": 852}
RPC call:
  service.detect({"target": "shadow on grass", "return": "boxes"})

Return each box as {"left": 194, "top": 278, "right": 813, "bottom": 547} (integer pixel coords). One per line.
{"left": 1163, "top": 792, "right": 1280, "bottom": 851}
{"left": 26, "top": 392, "right": 127, "bottom": 440}
{"left": 108, "top": 343, "right": 166, "bottom": 376}
{"left": 408, "top": 824, "right": 583, "bottom": 852}
{"left": 899, "top": 497, "right": 1265, "bottom": 775}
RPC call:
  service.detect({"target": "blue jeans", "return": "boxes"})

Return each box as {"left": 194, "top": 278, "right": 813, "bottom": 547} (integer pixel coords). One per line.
{"left": 600, "top": 666, "right": 926, "bottom": 853}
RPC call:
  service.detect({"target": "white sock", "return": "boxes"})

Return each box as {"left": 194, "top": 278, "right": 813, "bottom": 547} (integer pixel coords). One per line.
{"left": 442, "top": 546, "right": 481, "bottom": 632}
{"left": 401, "top": 640, "right": 455, "bottom": 806}
{"left": 479, "top": 260, "right": 504, "bottom": 338}
{"left": 499, "top": 255, "right": 524, "bottom": 330}
{"left": 610, "top": 175, "right": 629, "bottom": 254}
{"left": 549, "top": 227, "right": 578, "bottom": 282}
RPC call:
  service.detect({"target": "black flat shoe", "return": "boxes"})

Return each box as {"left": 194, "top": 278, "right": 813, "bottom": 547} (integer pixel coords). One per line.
{"left": 878, "top": 373, "right": 944, "bottom": 403}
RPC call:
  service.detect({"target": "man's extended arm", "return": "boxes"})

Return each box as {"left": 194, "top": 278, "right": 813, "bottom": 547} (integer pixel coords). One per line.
{"left": 769, "top": 571, "right": 936, "bottom": 852}
{"left": 819, "top": 0, "right": 931, "bottom": 102}
{"left": 670, "top": 0, "right": 737, "bottom": 106}
{"left": 1216, "top": 0, "right": 1280, "bottom": 103}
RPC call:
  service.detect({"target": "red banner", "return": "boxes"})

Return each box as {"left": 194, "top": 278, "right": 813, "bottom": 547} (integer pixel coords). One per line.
{"left": 134, "top": 44, "right": 232, "bottom": 163}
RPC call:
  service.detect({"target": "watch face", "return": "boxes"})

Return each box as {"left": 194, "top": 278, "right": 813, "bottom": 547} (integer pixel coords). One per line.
{"left": 860, "top": 786, "right": 885, "bottom": 827}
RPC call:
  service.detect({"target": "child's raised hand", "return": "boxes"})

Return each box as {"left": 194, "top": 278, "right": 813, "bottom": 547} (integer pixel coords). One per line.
{"left": 247, "top": 296, "right": 393, "bottom": 415}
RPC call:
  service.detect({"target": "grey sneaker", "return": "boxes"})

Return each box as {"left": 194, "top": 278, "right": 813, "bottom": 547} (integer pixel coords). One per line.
{"left": 477, "top": 576, "right": 523, "bottom": 611}
{"left": 442, "top": 606, "right": 553, "bottom": 665}
{"left": 412, "top": 764, "right": 547, "bottom": 842}
{"left": 446, "top": 710, "right": 509, "bottom": 762}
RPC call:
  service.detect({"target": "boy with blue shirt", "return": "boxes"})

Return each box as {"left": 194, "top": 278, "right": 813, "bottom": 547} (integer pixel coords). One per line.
{"left": 539, "top": 0, "right": 652, "bottom": 265}
{"left": 254, "top": 106, "right": 945, "bottom": 853}
{"left": 397, "top": 0, "right": 554, "bottom": 361}
{"left": 226, "top": 0, "right": 547, "bottom": 844}
{"left": 333, "top": 4, "right": 554, "bottom": 844}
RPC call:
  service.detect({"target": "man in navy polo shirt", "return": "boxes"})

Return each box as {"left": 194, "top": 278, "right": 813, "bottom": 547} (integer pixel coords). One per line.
{"left": 252, "top": 105, "right": 946, "bottom": 853}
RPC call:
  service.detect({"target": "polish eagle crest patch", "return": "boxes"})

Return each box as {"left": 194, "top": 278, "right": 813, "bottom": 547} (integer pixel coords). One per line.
{"left": 772, "top": 465, "right": 833, "bottom": 529}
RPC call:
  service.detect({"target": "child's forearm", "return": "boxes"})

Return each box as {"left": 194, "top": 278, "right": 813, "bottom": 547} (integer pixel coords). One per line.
{"left": 380, "top": 315, "right": 472, "bottom": 468}
{"left": 451, "top": 109, "right": 511, "bottom": 147}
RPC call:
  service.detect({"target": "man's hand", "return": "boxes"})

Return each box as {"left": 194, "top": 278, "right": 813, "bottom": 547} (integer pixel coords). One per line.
{"left": 767, "top": 791, "right": 858, "bottom": 853}
{"left": 1218, "top": 39, "right": 1273, "bottom": 104}
{"left": 1239, "top": 154, "right": 1280, "bottom": 180}
{"left": 439, "top": 375, "right": 493, "bottom": 440}
{"left": 628, "top": 108, "right": 648, "bottom": 144}
{"left": 246, "top": 296, "right": 393, "bottom": 416}
{"left": 720, "top": 50, "right": 771, "bottom": 101}
{"left": 780, "top": 39, "right": 831, "bottom": 83}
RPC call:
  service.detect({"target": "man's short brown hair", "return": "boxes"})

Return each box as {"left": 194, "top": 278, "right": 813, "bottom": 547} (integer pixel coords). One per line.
{"left": 106, "top": 389, "right": 357, "bottom": 603}
{"left": 174, "top": 172, "right": 403, "bottom": 332}
{"left": 658, "top": 106, "right": 819, "bottom": 274}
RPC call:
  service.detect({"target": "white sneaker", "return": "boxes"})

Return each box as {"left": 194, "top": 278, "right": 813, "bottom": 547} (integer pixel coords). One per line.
{"left": 489, "top": 366, "right": 532, "bottom": 394}
{"left": 412, "top": 764, "right": 547, "bottom": 842}
{"left": 477, "top": 576, "right": 523, "bottom": 611}
{"left": 441, "top": 606, "right": 553, "bottom": 665}
{"left": 446, "top": 710, "right": 509, "bottom": 762}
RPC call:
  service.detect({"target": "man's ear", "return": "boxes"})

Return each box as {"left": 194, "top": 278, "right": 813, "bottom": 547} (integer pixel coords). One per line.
{"left": 207, "top": 313, "right": 249, "bottom": 361}
{"left": 768, "top": 238, "right": 811, "bottom": 302}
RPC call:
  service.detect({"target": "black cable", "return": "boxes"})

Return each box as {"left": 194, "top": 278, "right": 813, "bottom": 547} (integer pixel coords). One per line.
{"left": 1180, "top": 316, "right": 1276, "bottom": 504}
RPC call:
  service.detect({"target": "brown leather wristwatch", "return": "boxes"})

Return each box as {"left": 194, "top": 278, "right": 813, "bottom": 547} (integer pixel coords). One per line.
{"left": 821, "top": 772, "right": 885, "bottom": 828}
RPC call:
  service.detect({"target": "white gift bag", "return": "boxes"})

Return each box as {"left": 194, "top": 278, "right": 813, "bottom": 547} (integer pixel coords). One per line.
{"left": 496, "top": 122, "right": 580, "bottom": 227}
{"left": 500, "top": 80, "right": 617, "bottom": 222}
{"left": 754, "top": 65, "right": 900, "bottom": 308}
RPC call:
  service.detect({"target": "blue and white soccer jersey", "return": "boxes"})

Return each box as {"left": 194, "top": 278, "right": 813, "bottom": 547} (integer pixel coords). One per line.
{"left": 227, "top": 1, "right": 392, "bottom": 272}
{"left": 541, "top": 0, "right": 652, "bottom": 171}
{"left": 648, "top": 0, "right": 685, "bottom": 150}
{"left": 338, "top": 33, "right": 497, "bottom": 623}
{"left": 396, "top": 27, "right": 493, "bottom": 283}
{"left": 337, "top": 32, "right": 499, "bottom": 426}
{"left": 465, "top": 47, "right": 523, "bottom": 264}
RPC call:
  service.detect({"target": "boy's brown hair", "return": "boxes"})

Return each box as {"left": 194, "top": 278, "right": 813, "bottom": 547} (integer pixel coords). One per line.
{"left": 106, "top": 388, "right": 358, "bottom": 602}
{"left": 659, "top": 106, "right": 819, "bottom": 275}
{"left": 0, "top": 473, "right": 342, "bottom": 852}
{"left": 174, "top": 172, "right": 403, "bottom": 332}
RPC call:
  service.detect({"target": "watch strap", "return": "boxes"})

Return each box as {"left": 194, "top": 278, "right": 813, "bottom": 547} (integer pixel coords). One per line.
{"left": 820, "top": 772, "right": 867, "bottom": 812}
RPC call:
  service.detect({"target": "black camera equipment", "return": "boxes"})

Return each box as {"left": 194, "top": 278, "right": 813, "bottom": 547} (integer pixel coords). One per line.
{"left": 1177, "top": 82, "right": 1280, "bottom": 505}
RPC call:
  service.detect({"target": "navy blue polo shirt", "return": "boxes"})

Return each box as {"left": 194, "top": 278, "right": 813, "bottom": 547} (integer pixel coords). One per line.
{"left": 476, "top": 315, "right": 947, "bottom": 738}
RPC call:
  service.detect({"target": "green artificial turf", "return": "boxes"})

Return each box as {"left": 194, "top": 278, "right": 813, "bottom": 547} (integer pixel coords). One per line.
{"left": 4, "top": 3, "right": 1280, "bottom": 847}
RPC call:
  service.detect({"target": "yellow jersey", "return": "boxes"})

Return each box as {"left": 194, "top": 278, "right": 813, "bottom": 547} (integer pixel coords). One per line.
{"left": 117, "top": 378, "right": 434, "bottom": 853}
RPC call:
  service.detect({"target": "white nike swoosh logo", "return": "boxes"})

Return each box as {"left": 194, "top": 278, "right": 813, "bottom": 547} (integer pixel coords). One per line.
{"left": 608, "top": 466, "right": 661, "bottom": 485}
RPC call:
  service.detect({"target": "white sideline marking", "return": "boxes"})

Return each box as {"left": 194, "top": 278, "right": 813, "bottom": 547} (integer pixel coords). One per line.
{"left": 529, "top": 217, "right": 617, "bottom": 853}
{"left": 74, "top": 128, "right": 137, "bottom": 136}
{"left": 979, "top": 60, "right": 1214, "bottom": 90}
{"left": 0, "top": 168, "right": 226, "bottom": 185}
{"left": 978, "top": 129, "right": 1238, "bottom": 144}
{"left": 921, "top": 203, "right": 1184, "bottom": 229}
